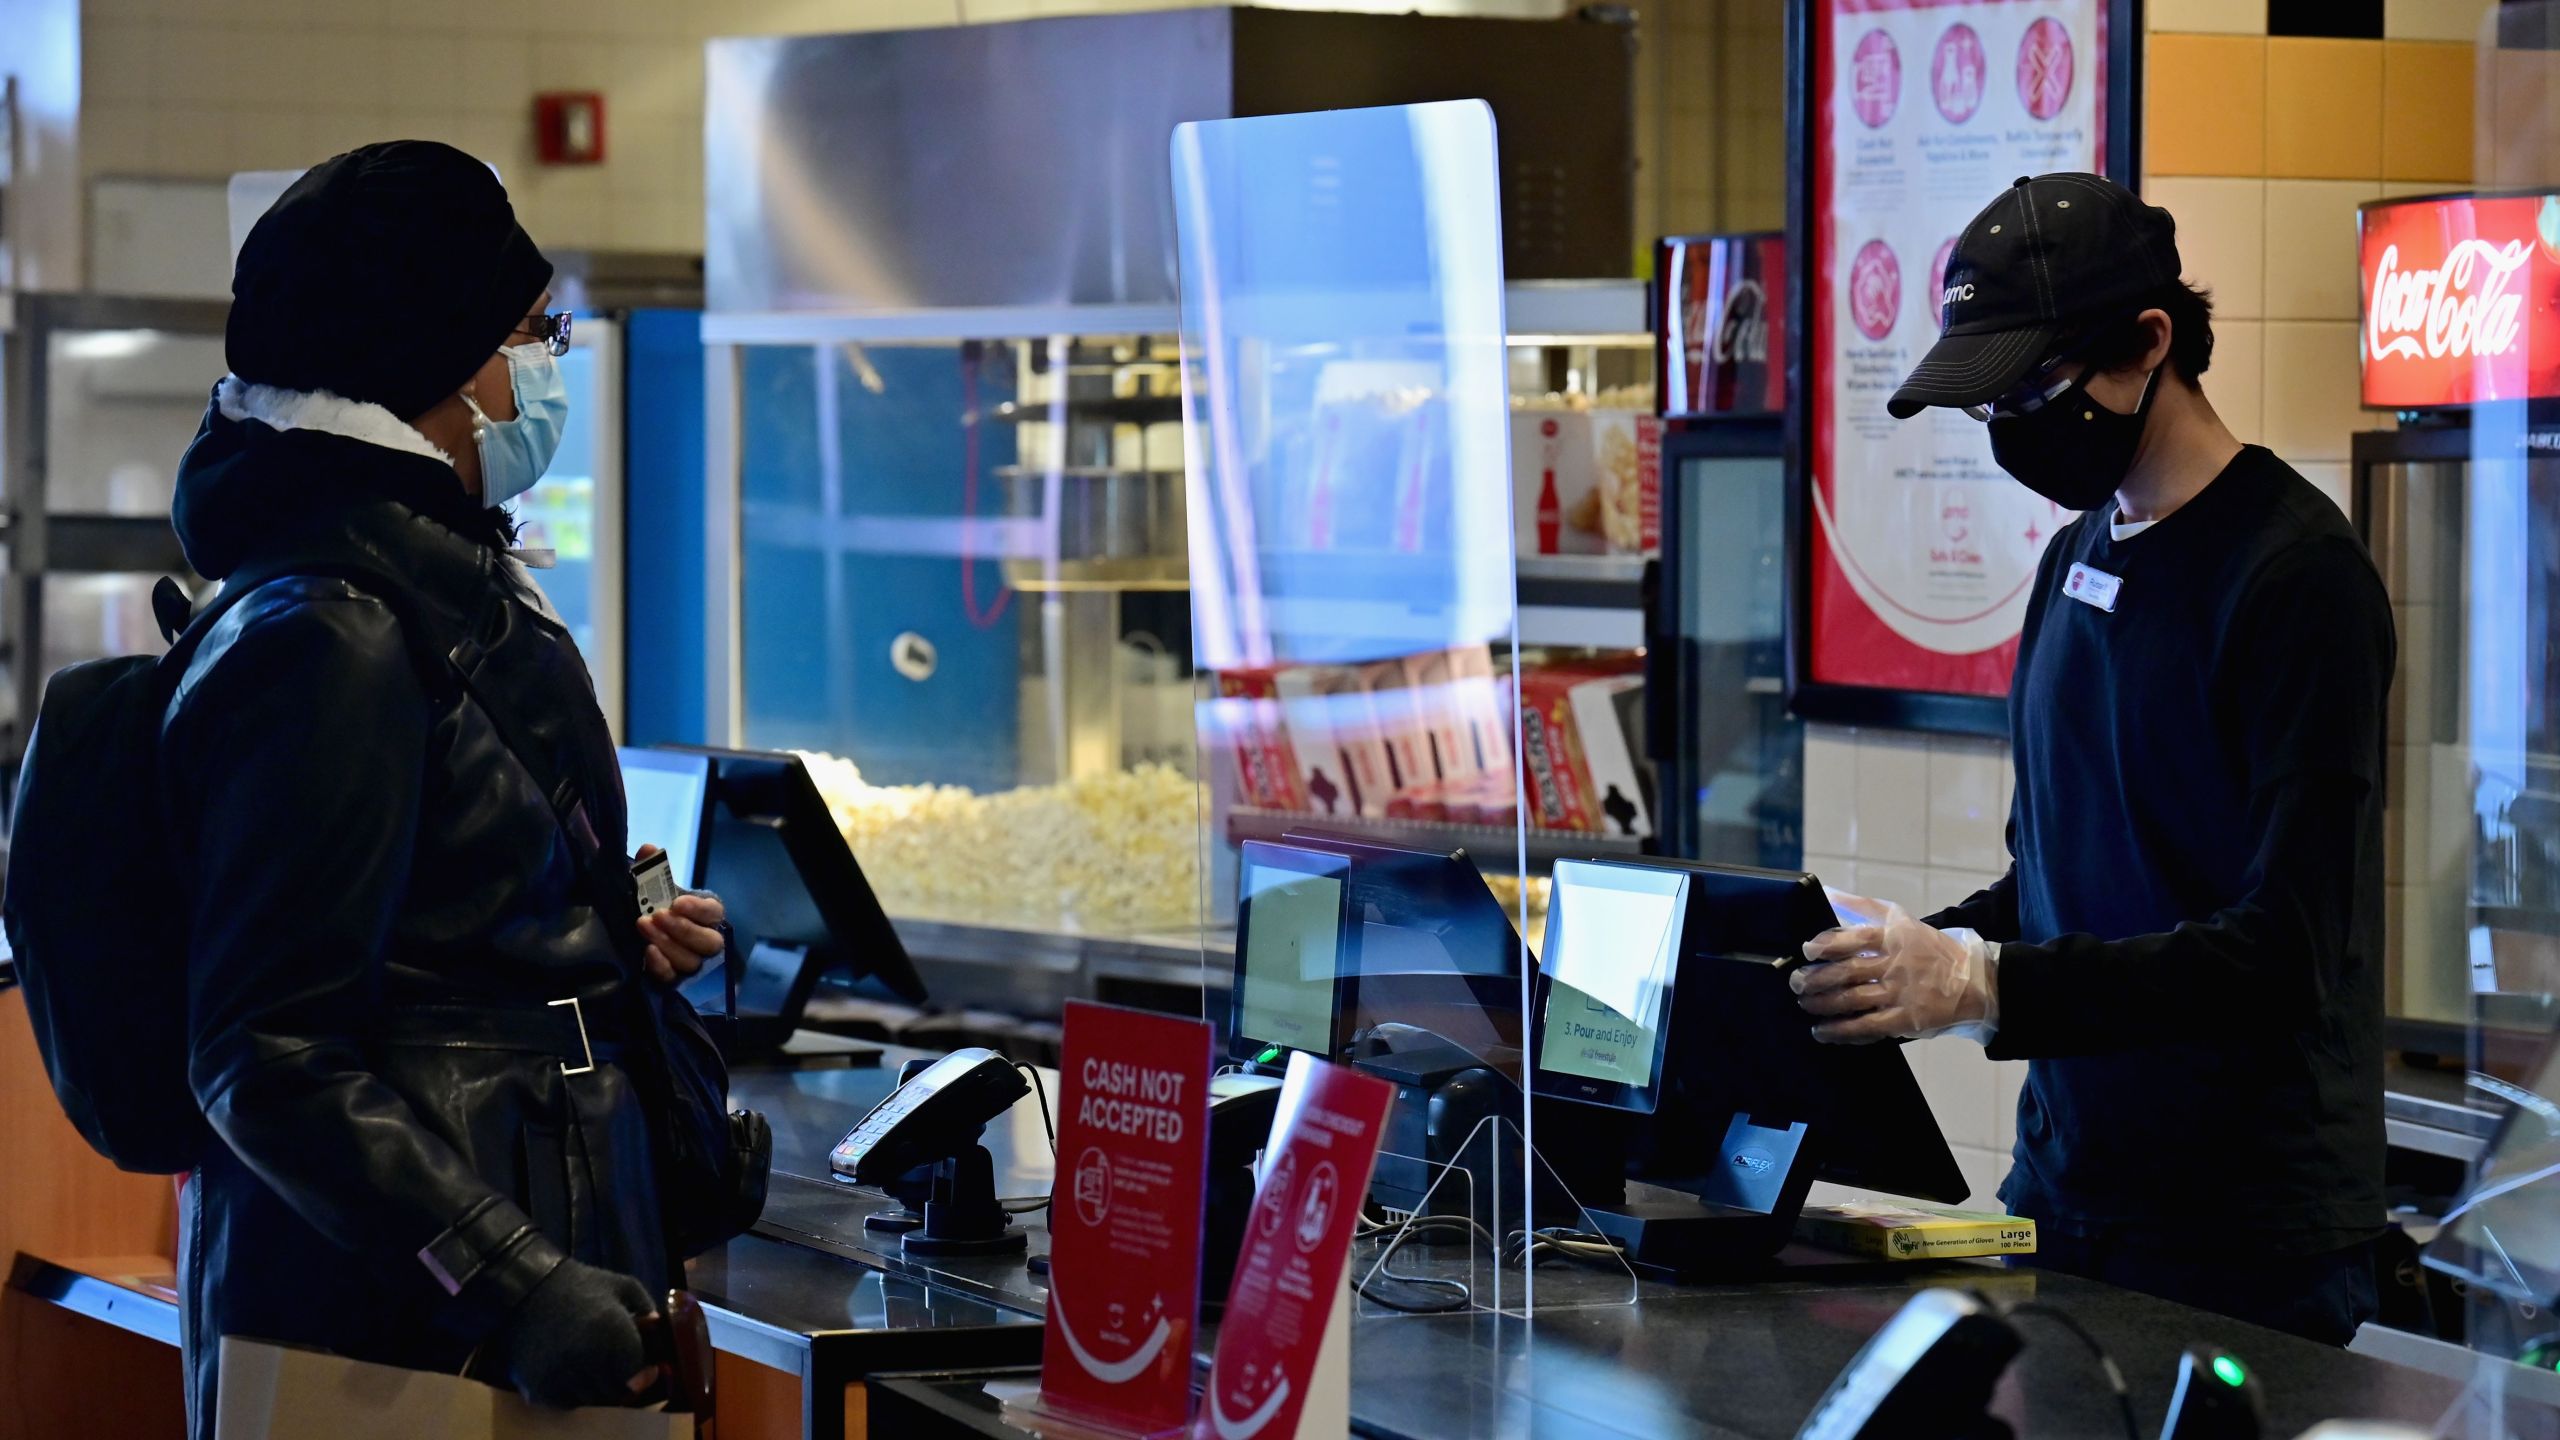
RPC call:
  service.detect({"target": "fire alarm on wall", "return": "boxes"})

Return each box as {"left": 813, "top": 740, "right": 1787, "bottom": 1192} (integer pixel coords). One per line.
{"left": 534, "top": 92, "right": 606, "bottom": 165}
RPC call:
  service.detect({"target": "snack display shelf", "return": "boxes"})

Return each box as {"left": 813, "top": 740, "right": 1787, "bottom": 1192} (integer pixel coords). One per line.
{"left": 1223, "top": 804, "right": 1646, "bottom": 872}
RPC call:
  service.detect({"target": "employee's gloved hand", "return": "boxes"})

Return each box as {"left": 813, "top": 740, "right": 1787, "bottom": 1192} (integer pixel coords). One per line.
{"left": 1790, "top": 894, "right": 1998, "bottom": 1045}
{"left": 482, "top": 1258, "right": 661, "bottom": 1409}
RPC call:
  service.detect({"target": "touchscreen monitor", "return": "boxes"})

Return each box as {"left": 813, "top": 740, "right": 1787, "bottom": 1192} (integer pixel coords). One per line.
{"left": 618, "top": 747, "right": 711, "bottom": 888}
{"left": 1232, "top": 841, "right": 1355, "bottom": 1064}
{"left": 1532, "top": 858, "right": 1687, "bottom": 1113}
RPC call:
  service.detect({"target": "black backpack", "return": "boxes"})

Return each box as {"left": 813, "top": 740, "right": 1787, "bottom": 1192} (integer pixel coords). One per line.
{"left": 3, "top": 563, "right": 445, "bottom": 1173}
{"left": 4, "top": 559, "right": 766, "bottom": 1255}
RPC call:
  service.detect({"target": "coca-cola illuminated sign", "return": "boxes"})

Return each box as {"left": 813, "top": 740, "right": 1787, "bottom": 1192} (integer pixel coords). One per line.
{"left": 1659, "top": 232, "right": 1787, "bottom": 418}
{"left": 2358, "top": 192, "right": 2560, "bottom": 410}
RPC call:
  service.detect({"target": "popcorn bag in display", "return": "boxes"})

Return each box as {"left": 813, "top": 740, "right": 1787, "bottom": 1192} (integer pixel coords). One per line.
{"left": 1588, "top": 409, "right": 1662, "bottom": 557}
{"left": 1274, "top": 666, "right": 1398, "bottom": 819}
{"left": 1567, "top": 672, "right": 1652, "bottom": 840}
{"left": 1510, "top": 407, "right": 1662, "bottom": 559}
{"left": 1360, "top": 658, "right": 1443, "bottom": 806}
{"left": 1514, "top": 665, "right": 1602, "bottom": 833}
{"left": 1215, "top": 667, "right": 1309, "bottom": 811}
{"left": 1399, "top": 649, "right": 1478, "bottom": 783}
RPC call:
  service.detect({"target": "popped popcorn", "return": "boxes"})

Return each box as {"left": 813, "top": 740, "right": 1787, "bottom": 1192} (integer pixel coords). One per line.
{"left": 797, "top": 753, "right": 1205, "bottom": 934}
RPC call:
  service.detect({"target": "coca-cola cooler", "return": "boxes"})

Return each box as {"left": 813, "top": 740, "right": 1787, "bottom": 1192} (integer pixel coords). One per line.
{"left": 1647, "top": 232, "right": 1801, "bottom": 864}
{"left": 2349, "top": 190, "right": 2560, "bottom": 1067}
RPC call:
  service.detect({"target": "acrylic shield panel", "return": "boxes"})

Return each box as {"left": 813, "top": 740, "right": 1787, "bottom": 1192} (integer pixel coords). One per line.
{"left": 1172, "top": 101, "right": 1633, "bottom": 1320}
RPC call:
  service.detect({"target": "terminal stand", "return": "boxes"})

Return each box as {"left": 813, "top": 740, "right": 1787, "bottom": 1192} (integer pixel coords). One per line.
{"left": 1582, "top": 1112, "right": 1820, "bottom": 1281}
{"left": 862, "top": 1141, "right": 1029, "bottom": 1258}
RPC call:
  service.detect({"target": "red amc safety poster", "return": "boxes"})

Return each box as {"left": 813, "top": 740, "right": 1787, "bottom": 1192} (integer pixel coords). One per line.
{"left": 1193, "top": 1054, "right": 1394, "bottom": 1440}
{"left": 1809, "top": 0, "right": 2108, "bottom": 697}
{"left": 1038, "top": 1002, "right": 1215, "bottom": 1436}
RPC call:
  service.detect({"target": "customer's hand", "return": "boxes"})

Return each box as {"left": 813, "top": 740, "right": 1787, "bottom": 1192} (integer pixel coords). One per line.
{"left": 484, "top": 1258, "right": 659, "bottom": 1409}
{"left": 1790, "top": 896, "right": 1997, "bottom": 1044}
{"left": 635, "top": 844, "right": 725, "bottom": 984}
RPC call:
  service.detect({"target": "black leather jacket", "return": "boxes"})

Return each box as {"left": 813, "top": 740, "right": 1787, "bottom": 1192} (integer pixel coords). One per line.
{"left": 162, "top": 399, "right": 680, "bottom": 1436}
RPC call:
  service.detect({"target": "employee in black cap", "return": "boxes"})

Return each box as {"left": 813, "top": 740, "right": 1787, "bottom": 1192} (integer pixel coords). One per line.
{"left": 163, "top": 141, "right": 756, "bottom": 1436}
{"left": 1790, "top": 173, "right": 2395, "bottom": 1344}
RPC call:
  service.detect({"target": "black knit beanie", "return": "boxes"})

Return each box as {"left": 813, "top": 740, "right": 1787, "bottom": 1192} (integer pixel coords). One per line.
{"left": 227, "top": 140, "right": 553, "bottom": 422}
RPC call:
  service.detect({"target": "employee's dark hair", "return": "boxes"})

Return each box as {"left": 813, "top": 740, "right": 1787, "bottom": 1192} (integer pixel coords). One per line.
{"left": 2073, "top": 281, "right": 2216, "bottom": 385}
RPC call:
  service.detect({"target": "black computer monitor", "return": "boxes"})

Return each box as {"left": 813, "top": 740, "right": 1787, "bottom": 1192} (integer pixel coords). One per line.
{"left": 1229, "top": 841, "right": 1357, "bottom": 1066}
{"left": 1530, "top": 857, "right": 1687, "bottom": 1115}
{"left": 618, "top": 747, "right": 712, "bottom": 889}
{"left": 667, "top": 748, "right": 927, "bottom": 1046}
{"left": 1279, "top": 830, "right": 1527, "bottom": 1068}
{"left": 1530, "top": 856, "right": 1966, "bottom": 1205}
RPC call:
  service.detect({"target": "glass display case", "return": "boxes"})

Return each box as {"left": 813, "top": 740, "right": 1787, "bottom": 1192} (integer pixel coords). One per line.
{"left": 512, "top": 316, "right": 625, "bottom": 738}
{"left": 1, "top": 294, "right": 224, "bottom": 760}
{"left": 701, "top": 300, "right": 1659, "bottom": 956}
{"left": 706, "top": 325, "right": 1201, "bottom": 942}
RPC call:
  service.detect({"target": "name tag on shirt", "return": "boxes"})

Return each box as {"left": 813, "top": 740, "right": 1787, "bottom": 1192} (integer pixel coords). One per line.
{"left": 2064, "top": 561, "right": 2122, "bottom": 613}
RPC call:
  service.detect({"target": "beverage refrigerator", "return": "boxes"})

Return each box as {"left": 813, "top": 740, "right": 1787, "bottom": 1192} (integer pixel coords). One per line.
{"left": 1647, "top": 233, "right": 1802, "bottom": 869}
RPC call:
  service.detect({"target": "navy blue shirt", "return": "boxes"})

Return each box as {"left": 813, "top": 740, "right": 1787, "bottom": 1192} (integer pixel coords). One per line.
{"left": 1929, "top": 446, "right": 2395, "bottom": 1249}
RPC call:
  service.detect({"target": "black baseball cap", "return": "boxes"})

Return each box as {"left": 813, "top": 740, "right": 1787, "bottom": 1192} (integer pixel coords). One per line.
{"left": 1887, "top": 173, "right": 2181, "bottom": 419}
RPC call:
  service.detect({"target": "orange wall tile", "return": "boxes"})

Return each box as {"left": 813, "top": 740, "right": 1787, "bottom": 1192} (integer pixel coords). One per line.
{"left": 2148, "top": 33, "right": 2267, "bottom": 176}
{"left": 2383, "top": 40, "right": 2474, "bottom": 182}
{"left": 2267, "top": 38, "right": 2385, "bottom": 179}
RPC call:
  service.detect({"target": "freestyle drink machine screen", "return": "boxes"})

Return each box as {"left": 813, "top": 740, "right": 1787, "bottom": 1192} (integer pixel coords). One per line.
{"left": 1536, "top": 860, "right": 1685, "bottom": 1094}
{"left": 1235, "top": 845, "right": 1350, "bottom": 1059}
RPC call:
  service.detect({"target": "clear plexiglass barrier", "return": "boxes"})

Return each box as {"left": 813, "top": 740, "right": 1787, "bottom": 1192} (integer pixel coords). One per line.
{"left": 1172, "top": 101, "right": 1634, "bottom": 1320}
{"left": 2358, "top": 4, "right": 2560, "bottom": 1429}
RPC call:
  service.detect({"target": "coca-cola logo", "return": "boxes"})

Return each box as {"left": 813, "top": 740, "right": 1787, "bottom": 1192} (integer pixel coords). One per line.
{"left": 1683, "top": 287, "right": 1710, "bottom": 368}
{"left": 2365, "top": 239, "right": 2530, "bottom": 365}
{"left": 1715, "top": 280, "right": 1769, "bottom": 365}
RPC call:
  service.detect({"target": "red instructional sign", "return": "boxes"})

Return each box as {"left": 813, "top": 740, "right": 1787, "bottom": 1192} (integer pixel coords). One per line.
{"left": 1038, "top": 1002, "right": 1215, "bottom": 1436}
{"left": 1192, "top": 1054, "right": 1394, "bottom": 1440}
{"left": 1659, "top": 233, "right": 1788, "bottom": 419}
{"left": 1809, "top": 0, "right": 2109, "bottom": 704}
{"left": 2358, "top": 192, "right": 2560, "bottom": 410}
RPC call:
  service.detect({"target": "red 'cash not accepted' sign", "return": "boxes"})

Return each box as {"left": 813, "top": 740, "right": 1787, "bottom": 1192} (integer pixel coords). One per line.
{"left": 1038, "top": 1002, "right": 1214, "bottom": 1436}
{"left": 1192, "top": 1053, "right": 1394, "bottom": 1440}
{"left": 2358, "top": 192, "right": 2560, "bottom": 410}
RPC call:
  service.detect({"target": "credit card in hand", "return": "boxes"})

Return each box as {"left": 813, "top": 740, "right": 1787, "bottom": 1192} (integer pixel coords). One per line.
{"left": 633, "top": 851, "right": 678, "bottom": 916}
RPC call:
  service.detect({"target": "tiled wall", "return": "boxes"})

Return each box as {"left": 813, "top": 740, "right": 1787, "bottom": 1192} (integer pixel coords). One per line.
{"left": 79, "top": 0, "right": 1780, "bottom": 264}
{"left": 1799, "top": 0, "right": 2493, "bottom": 1215}
{"left": 1800, "top": 724, "right": 2026, "bottom": 1210}
{"left": 2143, "top": 0, "right": 2490, "bottom": 508}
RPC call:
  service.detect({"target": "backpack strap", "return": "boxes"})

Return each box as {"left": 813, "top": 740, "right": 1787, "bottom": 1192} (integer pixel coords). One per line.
{"left": 161, "top": 562, "right": 461, "bottom": 708}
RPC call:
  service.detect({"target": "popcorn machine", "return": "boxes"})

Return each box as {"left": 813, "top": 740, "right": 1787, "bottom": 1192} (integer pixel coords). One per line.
{"left": 694, "top": 10, "right": 1639, "bottom": 954}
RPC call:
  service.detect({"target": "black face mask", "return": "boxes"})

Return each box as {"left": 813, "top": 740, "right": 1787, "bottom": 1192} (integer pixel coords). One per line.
{"left": 1985, "top": 366, "right": 2160, "bottom": 512}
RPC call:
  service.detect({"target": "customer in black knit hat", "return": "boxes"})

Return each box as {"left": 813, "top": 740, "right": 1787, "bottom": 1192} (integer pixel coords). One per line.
{"left": 160, "top": 141, "right": 763, "bottom": 1439}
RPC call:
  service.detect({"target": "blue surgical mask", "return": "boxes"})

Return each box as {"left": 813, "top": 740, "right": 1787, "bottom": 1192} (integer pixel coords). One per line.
{"left": 461, "top": 342, "right": 567, "bottom": 509}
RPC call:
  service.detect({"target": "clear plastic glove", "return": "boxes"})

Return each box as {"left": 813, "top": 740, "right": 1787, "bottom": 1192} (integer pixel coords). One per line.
{"left": 1789, "top": 891, "right": 1999, "bottom": 1044}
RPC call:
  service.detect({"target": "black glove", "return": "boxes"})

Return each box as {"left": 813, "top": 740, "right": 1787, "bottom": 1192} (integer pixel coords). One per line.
{"left": 484, "top": 1258, "right": 657, "bottom": 1409}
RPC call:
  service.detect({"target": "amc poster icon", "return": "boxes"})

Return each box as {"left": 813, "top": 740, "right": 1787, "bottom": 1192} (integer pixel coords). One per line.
{"left": 2358, "top": 192, "right": 2560, "bottom": 410}
{"left": 1038, "top": 1002, "right": 1215, "bottom": 1437}
{"left": 1809, "top": 0, "right": 2109, "bottom": 702}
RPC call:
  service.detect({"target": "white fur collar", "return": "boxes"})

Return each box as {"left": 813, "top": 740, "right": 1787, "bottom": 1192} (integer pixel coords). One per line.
{"left": 216, "top": 375, "right": 453, "bottom": 466}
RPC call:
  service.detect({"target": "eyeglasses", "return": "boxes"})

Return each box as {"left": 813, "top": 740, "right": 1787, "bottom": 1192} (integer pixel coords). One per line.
{"left": 1960, "top": 310, "right": 2145, "bottom": 422}
{"left": 1961, "top": 364, "right": 2077, "bottom": 422}
{"left": 515, "top": 310, "right": 574, "bottom": 357}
